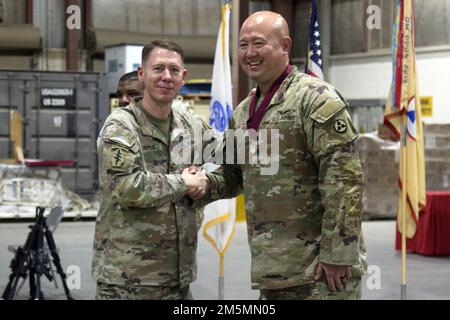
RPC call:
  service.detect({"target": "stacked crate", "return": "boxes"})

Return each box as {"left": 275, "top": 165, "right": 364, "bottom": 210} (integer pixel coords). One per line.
{"left": 356, "top": 133, "right": 399, "bottom": 220}
{"left": 357, "top": 124, "right": 450, "bottom": 220}
{"left": 423, "top": 124, "right": 450, "bottom": 191}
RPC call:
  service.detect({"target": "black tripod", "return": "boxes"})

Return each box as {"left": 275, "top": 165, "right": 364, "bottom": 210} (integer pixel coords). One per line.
{"left": 2, "top": 206, "right": 73, "bottom": 300}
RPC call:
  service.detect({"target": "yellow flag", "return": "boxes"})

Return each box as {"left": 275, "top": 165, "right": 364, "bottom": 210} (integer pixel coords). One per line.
{"left": 384, "top": 0, "right": 426, "bottom": 238}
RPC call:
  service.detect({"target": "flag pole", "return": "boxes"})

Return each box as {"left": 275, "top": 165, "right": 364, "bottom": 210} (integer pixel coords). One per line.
{"left": 401, "top": 114, "right": 407, "bottom": 300}
{"left": 219, "top": 1, "right": 226, "bottom": 301}
{"left": 219, "top": 254, "right": 225, "bottom": 300}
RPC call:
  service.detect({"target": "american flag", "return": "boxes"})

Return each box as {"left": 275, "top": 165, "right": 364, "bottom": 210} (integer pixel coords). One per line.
{"left": 306, "top": 0, "right": 324, "bottom": 80}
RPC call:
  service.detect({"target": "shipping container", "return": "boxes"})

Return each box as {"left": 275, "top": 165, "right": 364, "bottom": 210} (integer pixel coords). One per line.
{"left": 0, "top": 70, "right": 109, "bottom": 197}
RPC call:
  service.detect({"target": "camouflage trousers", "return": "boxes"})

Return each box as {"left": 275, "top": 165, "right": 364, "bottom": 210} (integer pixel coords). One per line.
{"left": 259, "top": 277, "right": 362, "bottom": 300}
{"left": 96, "top": 282, "right": 193, "bottom": 300}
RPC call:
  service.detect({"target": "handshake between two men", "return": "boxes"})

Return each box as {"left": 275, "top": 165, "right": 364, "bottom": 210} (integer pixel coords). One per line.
{"left": 181, "top": 166, "right": 209, "bottom": 200}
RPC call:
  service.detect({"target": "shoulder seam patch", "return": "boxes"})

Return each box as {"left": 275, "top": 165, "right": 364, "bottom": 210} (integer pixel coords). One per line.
{"left": 310, "top": 99, "right": 346, "bottom": 124}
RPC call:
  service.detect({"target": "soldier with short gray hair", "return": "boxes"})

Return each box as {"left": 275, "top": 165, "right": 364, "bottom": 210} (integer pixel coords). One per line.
{"left": 92, "top": 40, "right": 242, "bottom": 300}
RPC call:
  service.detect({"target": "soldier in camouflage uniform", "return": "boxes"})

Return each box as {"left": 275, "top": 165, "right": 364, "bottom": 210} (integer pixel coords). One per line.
{"left": 231, "top": 11, "right": 367, "bottom": 299}
{"left": 116, "top": 71, "right": 144, "bottom": 108}
{"left": 92, "top": 40, "right": 242, "bottom": 300}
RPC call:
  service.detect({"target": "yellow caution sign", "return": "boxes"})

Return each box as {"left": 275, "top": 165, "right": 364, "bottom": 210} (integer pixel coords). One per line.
{"left": 420, "top": 96, "right": 432, "bottom": 117}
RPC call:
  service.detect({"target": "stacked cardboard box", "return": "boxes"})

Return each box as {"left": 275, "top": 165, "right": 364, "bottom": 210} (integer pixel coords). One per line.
{"left": 423, "top": 123, "right": 450, "bottom": 191}
{"left": 356, "top": 133, "right": 399, "bottom": 220}
{"left": 377, "top": 123, "right": 397, "bottom": 141}
{"left": 358, "top": 124, "right": 450, "bottom": 220}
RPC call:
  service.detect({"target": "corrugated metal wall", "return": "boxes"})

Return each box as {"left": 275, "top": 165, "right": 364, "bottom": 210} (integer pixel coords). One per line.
{"left": 331, "top": 0, "right": 450, "bottom": 55}
{"left": 293, "top": 0, "right": 310, "bottom": 60}
{"left": 0, "top": 0, "right": 26, "bottom": 24}
{"left": 366, "top": 0, "right": 395, "bottom": 51}
{"left": 415, "top": 0, "right": 450, "bottom": 47}
{"left": 2, "top": 1, "right": 450, "bottom": 61}
{"left": 32, "top": 0, "right": 65, "bottom": 48}
{"left": 331, "top": 0, "right": 366, "bottom": 54}
{"left": 249, "top": 0, "right": 271, "bottom": 13}
{"left": 92, "top": 0, "right": 221, "bottom": 37}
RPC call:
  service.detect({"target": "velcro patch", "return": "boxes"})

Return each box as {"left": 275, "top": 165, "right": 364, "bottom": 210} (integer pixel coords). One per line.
{"left": 310, "top": 99, "right": 347, "bottom": 124}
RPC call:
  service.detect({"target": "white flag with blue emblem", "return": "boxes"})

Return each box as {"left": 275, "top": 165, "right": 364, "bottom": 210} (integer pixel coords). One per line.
{"left": 203, "top": 5, "right": 236, "bottom": 298}
{"left": 209, "top": 4, "right": 233, "bottom": 132}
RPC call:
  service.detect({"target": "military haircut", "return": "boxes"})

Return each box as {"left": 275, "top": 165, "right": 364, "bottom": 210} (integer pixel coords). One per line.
{"left": 119, "top": 71, "right": 139, "bottom": 82}
{"left": 141, "top": 40, "right": 185, "bottom": 65}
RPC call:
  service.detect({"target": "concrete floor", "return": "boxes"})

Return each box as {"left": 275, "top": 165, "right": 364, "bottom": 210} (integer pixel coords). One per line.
{"left": 0, "top": 220, "right": 449, "bottom": 300}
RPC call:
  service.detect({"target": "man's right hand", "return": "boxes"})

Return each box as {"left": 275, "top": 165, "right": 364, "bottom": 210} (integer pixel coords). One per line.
{"left": 182, "top": 166, "right": 209, "bottom": 200}
{"left": 314, "top": 262, "right": 352, "bottom": 292}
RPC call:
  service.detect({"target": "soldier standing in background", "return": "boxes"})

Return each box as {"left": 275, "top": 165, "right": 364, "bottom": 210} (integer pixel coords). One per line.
{"left": 115, "top": 71, "right": 144, "bottom": 108}
{"left": 231, "top": 11, "right": 367, "bottom": 299}
{"left": 92, "top": 40, "right": 242, "bottom": 300}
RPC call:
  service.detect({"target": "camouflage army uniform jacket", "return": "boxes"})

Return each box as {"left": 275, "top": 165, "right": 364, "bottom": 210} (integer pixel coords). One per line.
{"left": 231, "top": 67, "right": 367, "bottom": 290}
{"left": 92, "top": 98, "right": 241, "bottom": 287}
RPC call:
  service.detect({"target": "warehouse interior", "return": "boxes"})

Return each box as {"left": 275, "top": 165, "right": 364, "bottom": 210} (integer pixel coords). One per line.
{"left": 0, "top": 0, "right": 449, "bottom": 301}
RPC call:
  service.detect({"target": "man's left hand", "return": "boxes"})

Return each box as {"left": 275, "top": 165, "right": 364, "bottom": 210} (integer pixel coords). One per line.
{"left": 314, "top": 262, "right": 352, "bottom": 292}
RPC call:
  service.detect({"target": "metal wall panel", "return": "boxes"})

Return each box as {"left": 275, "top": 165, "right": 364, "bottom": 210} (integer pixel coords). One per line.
{"left": 93, "top": 0, "right": 220, "bottom": 37}
{"left": 0, "top": 72, "right": 19, "bottom": 161}
{"left": 332, "top": 0, "right": 450, "bottom": 55}
{"left": 369, "top": 0, "right": 382, "bottom": 51}
{"left": 0, "top": 55, "right": 33, "bottom": 70}
{"left": 381, "top": 0, "right": 394, "bottom": 49}
{"left": 249, "top": 0, "right": 271, "bottom": 13}
{"left": 92, "top": 0, "right": 128, "bottom": 31}
{"left": 33, "top": 0, "right": 65, "bottom": 48}
{"left": 196, "top": 0, "right": 220, "bottom": 36}
{"left": 178, "top": 0, "right": 194, "bottom": 36}
{"left": 332, "top": 0, "right": 375, "bottom": 54}
{"left": 446, "top": 0, "right": 450, "bottom": 45}
{"left": 0, "top": 139, "right": 10, "bottom": 159}
{"left": 93, "top": 28, "right": 216, "bottom": 59}
{"left": 0, "top": 110, "right": 12, "bottom": 135}
{"left": 331, "top": 0, "right": 346, "bottom": 54}
{"left": 60, "top": 168, "right": 94, "bottom": 191}
{"left": 28, "top": 110, "right": 94, "bottom": 137}
{"left": 29, "top": 138, "right": 92, "bottom": 167}
{"left": 93, "top": 0, "right": 164, "bottom": 34}
{"left": 293, "top": 0, "right": 310, "bottom": 60}
{"left": 135, "top": 0, "right": 163, "bottom": 34}
{"left": 163, "top": 0, "right": 180, "bottom": 35}
{"left": 349, "top": 0, "right": 365, "bottom": 53}
{"left": 415, "top": 0, "right": 448, "bottom": 47}
{"left": 0, "top": 70, "right": 108, "bottom": 195}
{"left": 0, "top": 0, "right": 26, "bottom": 24}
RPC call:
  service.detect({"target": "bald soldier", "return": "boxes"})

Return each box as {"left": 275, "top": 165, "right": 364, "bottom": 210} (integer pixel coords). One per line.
{"left": 116, "top": 71, "right": 144, "bottom": 108}
{"left": 230, "top": 11, "right": 367, "bottom": 299}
